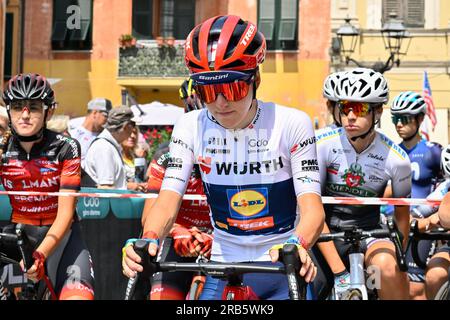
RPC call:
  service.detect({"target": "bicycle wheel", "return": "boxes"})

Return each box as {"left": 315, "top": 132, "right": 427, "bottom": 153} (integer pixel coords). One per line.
{"left": 434, "top": 281, "right": 449, "bottom": 300}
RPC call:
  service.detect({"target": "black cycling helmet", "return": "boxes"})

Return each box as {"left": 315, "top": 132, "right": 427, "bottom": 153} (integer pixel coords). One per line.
{"left": 2, "top": 73, "right": 56, "bottom": 142}
{"left": 179, "top": 78, "right": 204, "bottom": 112}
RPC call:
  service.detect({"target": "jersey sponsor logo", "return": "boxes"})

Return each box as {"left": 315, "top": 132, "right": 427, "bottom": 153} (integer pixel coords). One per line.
{"left": 157, "top": 153, "right": 170, "bottom": 166}
{"left": 198, "top": 156, "right": 212, "bottom": 174}
{"left": 205, "top": 148, "right": 231, "bottom": 154}
{"left": 301, "top": 159, "right": 319, "bottom": 171}
{"left": 342, "top": 163, "right": 365, "bottom": 187}
{"left": 327, "top": 162, "right": 340, "bottom": 175}
{"left": 227, "top": 216, "right": 274, "bottom": 231}
{"left": 298, "top": 137, "right": 316, "bottom": 149}
{"left": 208, "top": 137, "right": 227, "bottom": 146}
{"left": 248, "top": 139, "right": 268, "bottom": 148}
{"left": 167, "top": 157, "right": 183, "bottom": 169}
{"left": 215, "top": 157, "right": 284, "bottom": 175}
{"left": 297, "top": 176, "right": 320, "bottom": 184}
{"left": 369, "top": 175, "right": 384, "bottom": 183}
{"left": 290, "top": 144, "right": 299, "bottom": 154}
{"left": 368, "top": 153, "right": 385, "bottom": 162}
{"left": 228, "top": 189, "right": 268, "bottom": 218}
{"left": 332, "top": 148, "right": 350, "bottom": 155}
{"left": 40, "top": 167, "right": 58, "bottom": 174}
{"left": 326, "top": 183, "right": 377, "bottom": 197}
{"left": 21, "top": 177, "right": 60, "bottom": 189}
{"left": 164, "top": 175, "right": 186, "bottom": 183}
{"left": 247, "top": 106, "right": 261, "bottom": 129}
{"left": 171, "top": 137, "right": 193, "bottom": 152}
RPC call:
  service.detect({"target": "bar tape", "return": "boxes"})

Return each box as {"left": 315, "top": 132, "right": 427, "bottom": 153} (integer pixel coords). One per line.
{"left": 0, "top": 190, "right": 443, "bottom": 206}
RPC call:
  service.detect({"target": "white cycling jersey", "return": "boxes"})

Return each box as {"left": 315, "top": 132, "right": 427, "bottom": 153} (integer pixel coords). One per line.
{"left": 161, "top": 101, "right": 321, "bottom": 262}
{"left": 316, "top": 127, "right": 412, "bottom": 228}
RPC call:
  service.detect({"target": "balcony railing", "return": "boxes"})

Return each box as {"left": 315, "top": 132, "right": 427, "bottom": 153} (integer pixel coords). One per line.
{"left": 118, "top": 43, "right": 189, "bottom": 78}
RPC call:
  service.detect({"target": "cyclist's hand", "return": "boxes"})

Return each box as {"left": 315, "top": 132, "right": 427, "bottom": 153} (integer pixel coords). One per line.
{"left": 191, "top": 228, "right": 213, "bottom": 258}
{"left": 333, "top": 270, "right": 351, "bottom": 299}
{"left": 171, "top": 226, "right": 197, "bottom": 257}
{"left": 122, "top": 232, "right": 159, "bottom": 278}
{"left": 21, "top": 251, "right": 46, "bottom": 283}
{"left": 428, "top": 213, "right": 441, "bottom": 229}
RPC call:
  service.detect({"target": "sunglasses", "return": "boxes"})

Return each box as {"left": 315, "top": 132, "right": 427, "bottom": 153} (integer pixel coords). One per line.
{"left": 191, "top": 71, "right": 255, "bottom": 104}
{"left": 9, "top": 101, "right": 46, "bottom": 115}
{"left": 338, "top": 101, "right": 373, "bottom": 117}
{"left": 391, "top": 114, "right": 414, "bottom": 125}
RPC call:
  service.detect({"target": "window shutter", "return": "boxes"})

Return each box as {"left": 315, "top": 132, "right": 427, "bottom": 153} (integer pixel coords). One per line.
{"left": 173, "top": 0, "right": 195, "bottom": 40}
{"left": 405, "top": 0, "right": 424, "bottom": 27}
{"left": 258, "top": 0, "right": 276, "bottom": 49}
{"left": 278, "top": 0, "right": 298, "bottom": 50}
{"left": 382, "top": 0, "right": 403, "bottom": 22}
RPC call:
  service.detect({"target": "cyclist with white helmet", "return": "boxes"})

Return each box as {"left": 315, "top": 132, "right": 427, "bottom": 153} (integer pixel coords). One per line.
{"left": 312, "top": 68, "right": 411, "bottom": 300}
{"left": 388, "top": 91, "right": 443, "bottom": 299}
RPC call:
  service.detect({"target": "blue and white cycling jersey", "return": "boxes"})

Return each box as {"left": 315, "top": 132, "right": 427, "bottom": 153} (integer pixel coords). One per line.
{"left": 412, "top": 179, "right": 450, "bottom": 218}
{"left": 161, "top": 101, "right": 321, "bottom": 262}
{"left": 400, "top": 139, "right": 442, "bottom": 199}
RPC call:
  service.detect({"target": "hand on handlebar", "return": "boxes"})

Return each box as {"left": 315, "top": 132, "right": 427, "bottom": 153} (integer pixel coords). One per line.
{"left": 20, "top": 251, "right": 46, "bottom": 283}
{"left": 122, "top": 231, "right": 159, "bottom": 279}
{"left": 269, "top": 235, "right": 317, "bottom": 283}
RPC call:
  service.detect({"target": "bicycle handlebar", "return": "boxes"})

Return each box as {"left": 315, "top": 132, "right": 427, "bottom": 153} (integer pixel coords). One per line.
{"left": 317, "top": 217, "right": 408, "bottom": 272}
{"left": 124, "top": 241, "right": 306, "bottom": 300}
{"left": 0, "top": 224, "right": 34, "bottom": 270}
{"left": 407, "top": 219, "right": 450, "bottom": 270}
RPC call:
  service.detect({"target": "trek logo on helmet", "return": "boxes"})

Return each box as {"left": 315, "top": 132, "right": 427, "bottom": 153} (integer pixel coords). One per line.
{"left": 241, "top": 24, "right": 256, "bottom": 46}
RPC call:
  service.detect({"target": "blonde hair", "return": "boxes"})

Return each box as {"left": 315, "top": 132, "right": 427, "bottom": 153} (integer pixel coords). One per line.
{"left": 47, "top": 115, "right": 70, "bottom": 133}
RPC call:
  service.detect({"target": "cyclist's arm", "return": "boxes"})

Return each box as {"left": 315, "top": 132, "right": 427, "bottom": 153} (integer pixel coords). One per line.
{"left": 316, "top": 222, "right": 347, "bottom": 273}
{"left": 295, "top": 193, "right": 325, "bottom": 249}
{"left": 391, "top": 154, "right": 412, "bottom": 245}
{"left": 438, "top": 192, "right": 450, "bottom": 228}
{"left": 142, "top": 189, "right": 183, "bottom": 240}
{"left": 36, "top": 189, "right": 76, "bottom": 258}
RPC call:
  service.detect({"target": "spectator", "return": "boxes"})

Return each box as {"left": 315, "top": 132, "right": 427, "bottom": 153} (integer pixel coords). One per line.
{"left": 69, "top": 98, "right": 112, "bottom": 162}
{"left": 0, "top": 106, "right": 8, "bottom": 138}
{"left": 122, "top": 126, "right": 147, "bottom": 191}
{"left": 47, "top": 115, "right": 71, "bottom": 136}
{"left": 82, "top": 106, "right": 137, "bottom": 189}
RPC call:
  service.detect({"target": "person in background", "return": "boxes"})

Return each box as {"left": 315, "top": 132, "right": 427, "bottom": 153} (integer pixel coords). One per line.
{"left": 0, "top": 106, "right": 8, "bottom": 138}
{"left": 122, "top": 126, "right": 147, "bottom": 191}
{"left": 134, "top": 140, "right": 150, "bottom": 182}
{"left": 316, "top": 71, "right": 344, "bottom": 134}
{"left": 69, "top": 98, "right": 112, "bottom": 163}
{"left": 82, "top": 106, "right": 137, "bottom": 189}
{"left": 47, "top": 115, "right": 71, "bottom": 136}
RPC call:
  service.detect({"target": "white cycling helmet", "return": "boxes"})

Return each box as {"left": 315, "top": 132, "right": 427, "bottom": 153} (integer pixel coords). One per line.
{"left": 323, "top": 72, "right": 344, "bottom": 102}
{"left": 335, "top": 68, "right": 389, "bottom": 103}
{"left": 441, "top": 145, "right": 450, "bottom": 177}
{"left": 390, "top": 91, "right": 426, "bottom": 115}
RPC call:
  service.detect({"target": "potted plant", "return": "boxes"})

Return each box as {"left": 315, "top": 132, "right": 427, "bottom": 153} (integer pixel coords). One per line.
{"left": 119, "top": 34, "right": 136, "bottom": 49}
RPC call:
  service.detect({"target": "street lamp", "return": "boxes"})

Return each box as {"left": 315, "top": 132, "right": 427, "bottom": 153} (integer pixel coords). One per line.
{"left": 335, "top": 16, "right": 412, "bottom": 74}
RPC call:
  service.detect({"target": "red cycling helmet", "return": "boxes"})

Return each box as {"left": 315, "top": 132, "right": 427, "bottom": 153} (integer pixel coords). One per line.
{"left": 184, "top": 15, "right": 266, "bottom": 74}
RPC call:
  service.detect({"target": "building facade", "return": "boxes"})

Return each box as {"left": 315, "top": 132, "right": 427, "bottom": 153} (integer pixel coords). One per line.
{"left": 330, "top": 0, "right": 450, "bottom": 145}
{"left": 1, "top": 0, "right": 331, "bottom": 123}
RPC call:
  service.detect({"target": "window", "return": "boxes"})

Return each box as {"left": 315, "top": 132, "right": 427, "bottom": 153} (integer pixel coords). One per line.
{"left": 132, "top": 0, "right": 195, "bottom": 40}
{"left": 382, "top": 0, "right": 424, "bottom": 28}
{"left": 258, "top": 0, "right": 299, "bottom": 51}
{"left": 51, "top": 0, "right": 93, "bottom": 50}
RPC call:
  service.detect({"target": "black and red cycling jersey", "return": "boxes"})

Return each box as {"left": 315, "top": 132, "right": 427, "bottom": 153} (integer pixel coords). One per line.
{"left": 146, "top": 143, "right": 211, "bottom": 230}
{"left": 1, "top": 129, "right": 81, "bottom": 226}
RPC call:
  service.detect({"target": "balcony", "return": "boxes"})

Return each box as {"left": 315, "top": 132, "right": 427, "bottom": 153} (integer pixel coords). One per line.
{"left": 118, "top": 42, "right": 189, "bottom": 78}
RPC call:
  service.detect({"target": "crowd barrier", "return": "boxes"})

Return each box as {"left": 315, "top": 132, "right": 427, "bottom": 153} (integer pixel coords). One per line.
{"left": 0, "top": 187, "right": 442, "bottom": 299}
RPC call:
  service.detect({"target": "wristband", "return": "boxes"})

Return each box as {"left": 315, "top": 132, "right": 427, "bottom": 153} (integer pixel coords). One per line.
{"left": 286, "top": 234, "right": 309, "bottom": 250}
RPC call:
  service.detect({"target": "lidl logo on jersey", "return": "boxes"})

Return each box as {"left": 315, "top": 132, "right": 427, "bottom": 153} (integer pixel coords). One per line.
{"left": 342, "top": 163, "right": 365, "bottom": 187}
{"left": 227, "top": 188, "right": 269, "bottom": 219}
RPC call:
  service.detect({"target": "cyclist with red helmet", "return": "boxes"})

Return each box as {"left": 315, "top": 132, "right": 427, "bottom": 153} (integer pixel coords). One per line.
{"left": 123, "top": 15, "right": 325, "bottom": 300}
{"left": 0, "top": 73, "right": 94, "bottom": 299}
